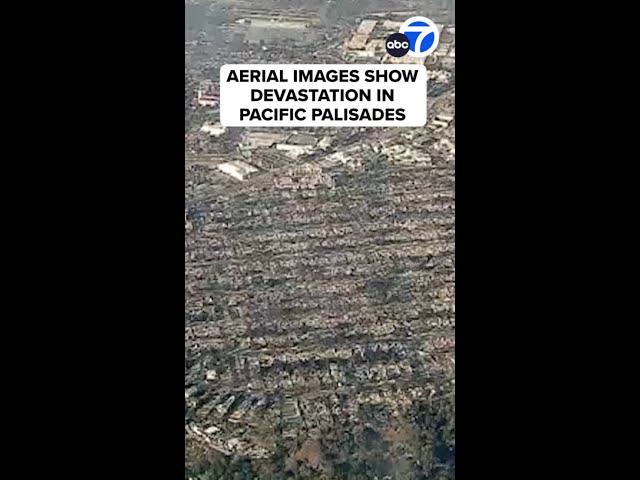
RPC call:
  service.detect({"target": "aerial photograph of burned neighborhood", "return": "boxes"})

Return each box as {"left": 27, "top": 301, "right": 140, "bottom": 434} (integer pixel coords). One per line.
{"left": 185, "top": 1, "right": 455, "bottom": 478}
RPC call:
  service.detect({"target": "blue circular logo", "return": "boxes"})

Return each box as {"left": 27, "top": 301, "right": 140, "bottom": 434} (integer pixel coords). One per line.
{"left": 399, "top": 16, "right": 439, "bottom": 58}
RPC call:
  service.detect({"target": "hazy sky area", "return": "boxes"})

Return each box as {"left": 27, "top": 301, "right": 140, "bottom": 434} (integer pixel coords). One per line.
{"left": 186, "top": 0, "right": 455, "bottom": 34}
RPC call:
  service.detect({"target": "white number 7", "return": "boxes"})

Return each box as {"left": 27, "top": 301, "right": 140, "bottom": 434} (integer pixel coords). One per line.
{"left": 403, "top": 26, "right": 435, "bottom": 51}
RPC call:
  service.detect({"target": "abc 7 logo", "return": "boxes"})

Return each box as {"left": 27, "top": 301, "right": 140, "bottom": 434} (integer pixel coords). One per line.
{"left": 385, "top": 33, "right": 410, "bottom": 57}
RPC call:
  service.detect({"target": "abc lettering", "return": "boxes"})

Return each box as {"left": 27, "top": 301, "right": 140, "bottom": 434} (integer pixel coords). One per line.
{"left": 387, "top": 40, "right": 409, "bottom": 49}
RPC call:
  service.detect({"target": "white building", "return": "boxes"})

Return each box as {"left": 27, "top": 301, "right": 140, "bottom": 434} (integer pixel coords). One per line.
{"left": 200, "top": 122, "right": 226, "bottom": 137}
{"left": 356, "top": 19, "right": 377, "bottom": 35}
{"left": 240, "top": 131, "right": 289, "bottom": 150}
{"left": 276, "top": 143, "right": 313, "bottom": 159}
{"left": 197, "top": 90, "right": 218, "bottom": 107}
{"left": 218, "top": 160, "right": 259, "bottom": 181}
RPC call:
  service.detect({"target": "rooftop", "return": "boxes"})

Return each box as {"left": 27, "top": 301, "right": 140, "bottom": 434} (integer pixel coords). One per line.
{"left": 356, "top": 19, "right": 378, "bottom": 36}
{"left": 286, "top": 133, "right": 318, "bottom": 147}
{"left": 242, "top": 131, "right": 289, "bottom": 149}
{"left": 217, "top": 160, "right": 259, "bottom": 181}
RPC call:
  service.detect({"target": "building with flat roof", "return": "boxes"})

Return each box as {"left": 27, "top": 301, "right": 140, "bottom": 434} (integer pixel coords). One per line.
{"left": 344, "top": 33, "right": 369, "bottom": 50}
{"left": 218, "top": 160, "right": 259, "bottom": 181}
{"left": 241, "top": 131, "right": 289, "bottom": 150}
{"left": 286, "top": 133, "right": 318, "bottom": 147}
{"left": 197, "top": 81, "right": 219, "bottom": 107}
{"left": 382, "top": 20, "right": 403, "bottom": 30}
{"left": 356, "top": 19, "right": 377, "bottom": 35}
{"left": 200, "top": 122, "right": 226, "bottom": 137}
{"left": 276, "top": 143, "right": 313, "bottom": 159}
